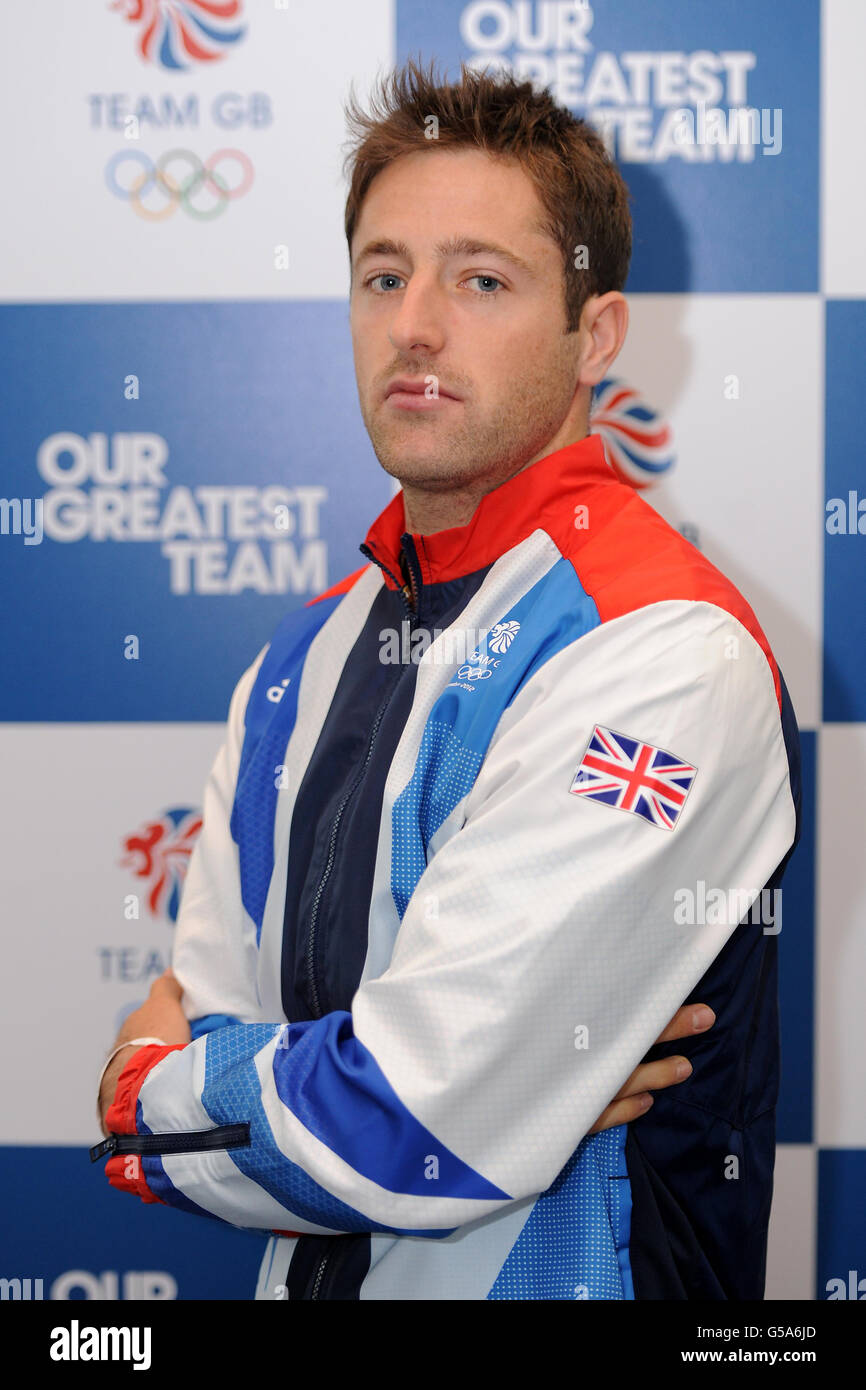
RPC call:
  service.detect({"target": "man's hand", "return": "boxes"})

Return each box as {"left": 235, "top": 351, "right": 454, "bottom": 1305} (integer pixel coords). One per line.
{"left": 586, "top": 1003, "right": 715, "bottom": 1134}
{"left": 98, "top": 970, "right": 191, "bottom": 1135}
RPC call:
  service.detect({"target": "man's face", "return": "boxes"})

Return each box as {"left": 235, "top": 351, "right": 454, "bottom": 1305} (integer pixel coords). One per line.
{"left": 349, "top": 147, "right": 587, "bottom": 498}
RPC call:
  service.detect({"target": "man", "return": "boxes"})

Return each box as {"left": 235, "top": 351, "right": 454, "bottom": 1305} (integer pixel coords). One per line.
{"left": 93, "top": 60, "right": 801, "bottom": 1300}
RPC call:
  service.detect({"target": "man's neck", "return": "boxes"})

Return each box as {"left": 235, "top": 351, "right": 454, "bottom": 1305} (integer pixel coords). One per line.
{"left": 401, "top": 477, "right": 498, "bottom": 536}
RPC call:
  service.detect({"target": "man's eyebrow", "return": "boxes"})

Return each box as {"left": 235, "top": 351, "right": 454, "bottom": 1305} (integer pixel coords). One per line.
{"left": 352, "top": 234, "right": 536, "bottom": 277}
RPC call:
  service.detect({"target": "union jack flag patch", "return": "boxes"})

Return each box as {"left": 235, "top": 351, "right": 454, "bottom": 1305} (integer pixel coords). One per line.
{"left": 569, "top": 724, "right": 698, "bottom": 831}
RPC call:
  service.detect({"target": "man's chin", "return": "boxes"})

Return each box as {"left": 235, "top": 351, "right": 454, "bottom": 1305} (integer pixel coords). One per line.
{"left": 373, "top": 448, "right": 480, "bottom": 491}
{"left": 371, "top": 432, "right": 462, "bottom": 483}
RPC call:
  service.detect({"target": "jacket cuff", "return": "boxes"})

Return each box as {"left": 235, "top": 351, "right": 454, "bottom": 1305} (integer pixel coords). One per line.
{"left": 104, "top": 1043, "right": 187, "bottom": 1135}
{"left": 103, "top": 1044, "right": 187, "bottom": 1203}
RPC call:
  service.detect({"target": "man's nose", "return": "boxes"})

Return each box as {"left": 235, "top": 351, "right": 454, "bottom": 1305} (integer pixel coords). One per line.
{"left": 388, "top": 272, "right": 447, "bottom": 356}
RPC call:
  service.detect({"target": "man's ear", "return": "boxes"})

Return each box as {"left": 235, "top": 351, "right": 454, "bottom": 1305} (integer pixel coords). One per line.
{"left": 577, "top": 292, "right": 629, "bottom": 388}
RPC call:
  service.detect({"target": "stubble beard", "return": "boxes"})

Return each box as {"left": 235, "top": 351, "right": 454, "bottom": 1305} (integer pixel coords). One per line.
{"left": 363, "top": 359, "right": 577, "bottom": 496}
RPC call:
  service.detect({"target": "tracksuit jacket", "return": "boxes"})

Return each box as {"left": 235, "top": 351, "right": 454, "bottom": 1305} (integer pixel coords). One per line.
{"left": 93, "top": 432, "right": 801, "bottom": 1300}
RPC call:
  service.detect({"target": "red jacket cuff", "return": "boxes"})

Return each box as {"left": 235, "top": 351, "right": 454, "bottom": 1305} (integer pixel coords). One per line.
{"left": 104, "top": 1043, "right": 187, "bottom": 1134}
{"left": 104, "top": 1039, "right": 187, "bottom": 1134}
{"left": 103, "top": 1044, "right": 187, "bottom": 1204}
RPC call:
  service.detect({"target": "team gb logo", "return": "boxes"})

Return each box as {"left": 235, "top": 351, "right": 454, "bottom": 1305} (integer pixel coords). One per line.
{"left": 488, "top": 621, "right": 521, "bottom": 654}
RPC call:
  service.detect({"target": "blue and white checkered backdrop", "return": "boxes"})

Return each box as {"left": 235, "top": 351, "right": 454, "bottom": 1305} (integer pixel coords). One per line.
{"left": 1, "top": 0, "right": 862, "bottom": 1301}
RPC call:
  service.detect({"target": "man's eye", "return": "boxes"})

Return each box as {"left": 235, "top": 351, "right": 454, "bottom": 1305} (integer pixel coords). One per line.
{"left": 464, "top": 275, "right": 504, "bottom": 296}
{"left": 366, "top": 274, "right": 404, "bottom": 292}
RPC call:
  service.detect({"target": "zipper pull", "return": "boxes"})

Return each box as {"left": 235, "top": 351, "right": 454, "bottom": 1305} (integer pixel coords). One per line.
{"left": 360, "top": 541, "right": 414, "bottom": 619}
{"left": 399, "top": 539, "right": 421, "bottom": 617}
{"left": 89, "top": 1135, "right": 118, "bottom": 1163}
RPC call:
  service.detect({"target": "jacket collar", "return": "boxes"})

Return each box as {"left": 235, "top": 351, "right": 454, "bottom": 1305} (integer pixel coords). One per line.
{"left": 360, "top": 432, "right": 613, "bottom": 591}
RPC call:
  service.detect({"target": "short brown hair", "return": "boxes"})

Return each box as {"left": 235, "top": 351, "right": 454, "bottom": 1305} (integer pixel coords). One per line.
{"left": 342, "top": 56, "right": 632, "bottom": 333}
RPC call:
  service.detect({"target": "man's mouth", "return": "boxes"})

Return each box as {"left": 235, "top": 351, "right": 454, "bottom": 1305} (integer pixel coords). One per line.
{"left": 384, "top": 376, "right": 462, "bottom": 406}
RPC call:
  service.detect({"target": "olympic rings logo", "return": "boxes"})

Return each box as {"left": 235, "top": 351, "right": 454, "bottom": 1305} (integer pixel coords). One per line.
{"left": 456, "top": 665, "right": 492, "bottom": 680}
{"left": 105, "top": 149, "right": 254, "bottom": 221}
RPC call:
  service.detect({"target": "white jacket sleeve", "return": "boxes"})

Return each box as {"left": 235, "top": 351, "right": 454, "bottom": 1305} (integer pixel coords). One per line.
{"left": 170, "top": 645, "right": 268, "bottom": 1027}
{"left": 102, "top": 599, "right": 797, "bottom": 1237}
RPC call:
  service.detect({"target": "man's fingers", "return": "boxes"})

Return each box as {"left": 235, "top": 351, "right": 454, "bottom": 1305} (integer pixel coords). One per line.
{"left": 614, "top": 1055, "right": 692, "bottom": 1102}
{"left": 587, "top": 1093, "right": 653, "bottom": 1135}
{"left": 588, "top": 1053, "right": 696, "bottom": 1133}
{"left": 653, "top": 1002, "right": 715, "bottom": 1044}
{"left": 587, "top": 1008, "right": 713, "bottom": 1135}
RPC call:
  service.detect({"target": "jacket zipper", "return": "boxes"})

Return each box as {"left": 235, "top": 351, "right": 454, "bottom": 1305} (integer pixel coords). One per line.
{"left": 358, "top": 540, "right": 414, "bottom": 616}
{"left": 310, "top": 1256, "right": 330, "bottom": 1300}
{"left": 400, "top": 534, "right": 423, "bottom": 615}
{"left": 304, "top": 694, "right": 400, "bottom": 1301}
{"left": 304, "top": 540, "right": 419, "bottom": 1299}
{"left": 309, "top": 1235, "right": 360, "bottom": 1301}
{"left": 304, "top": 679, "right": 402, "bottom": 1019}
{"left": 305, "top": 545, "right": 417, "bottom": 1021}
{"left": 90, "top": 1122, "right": 250, "bottom": 1164}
